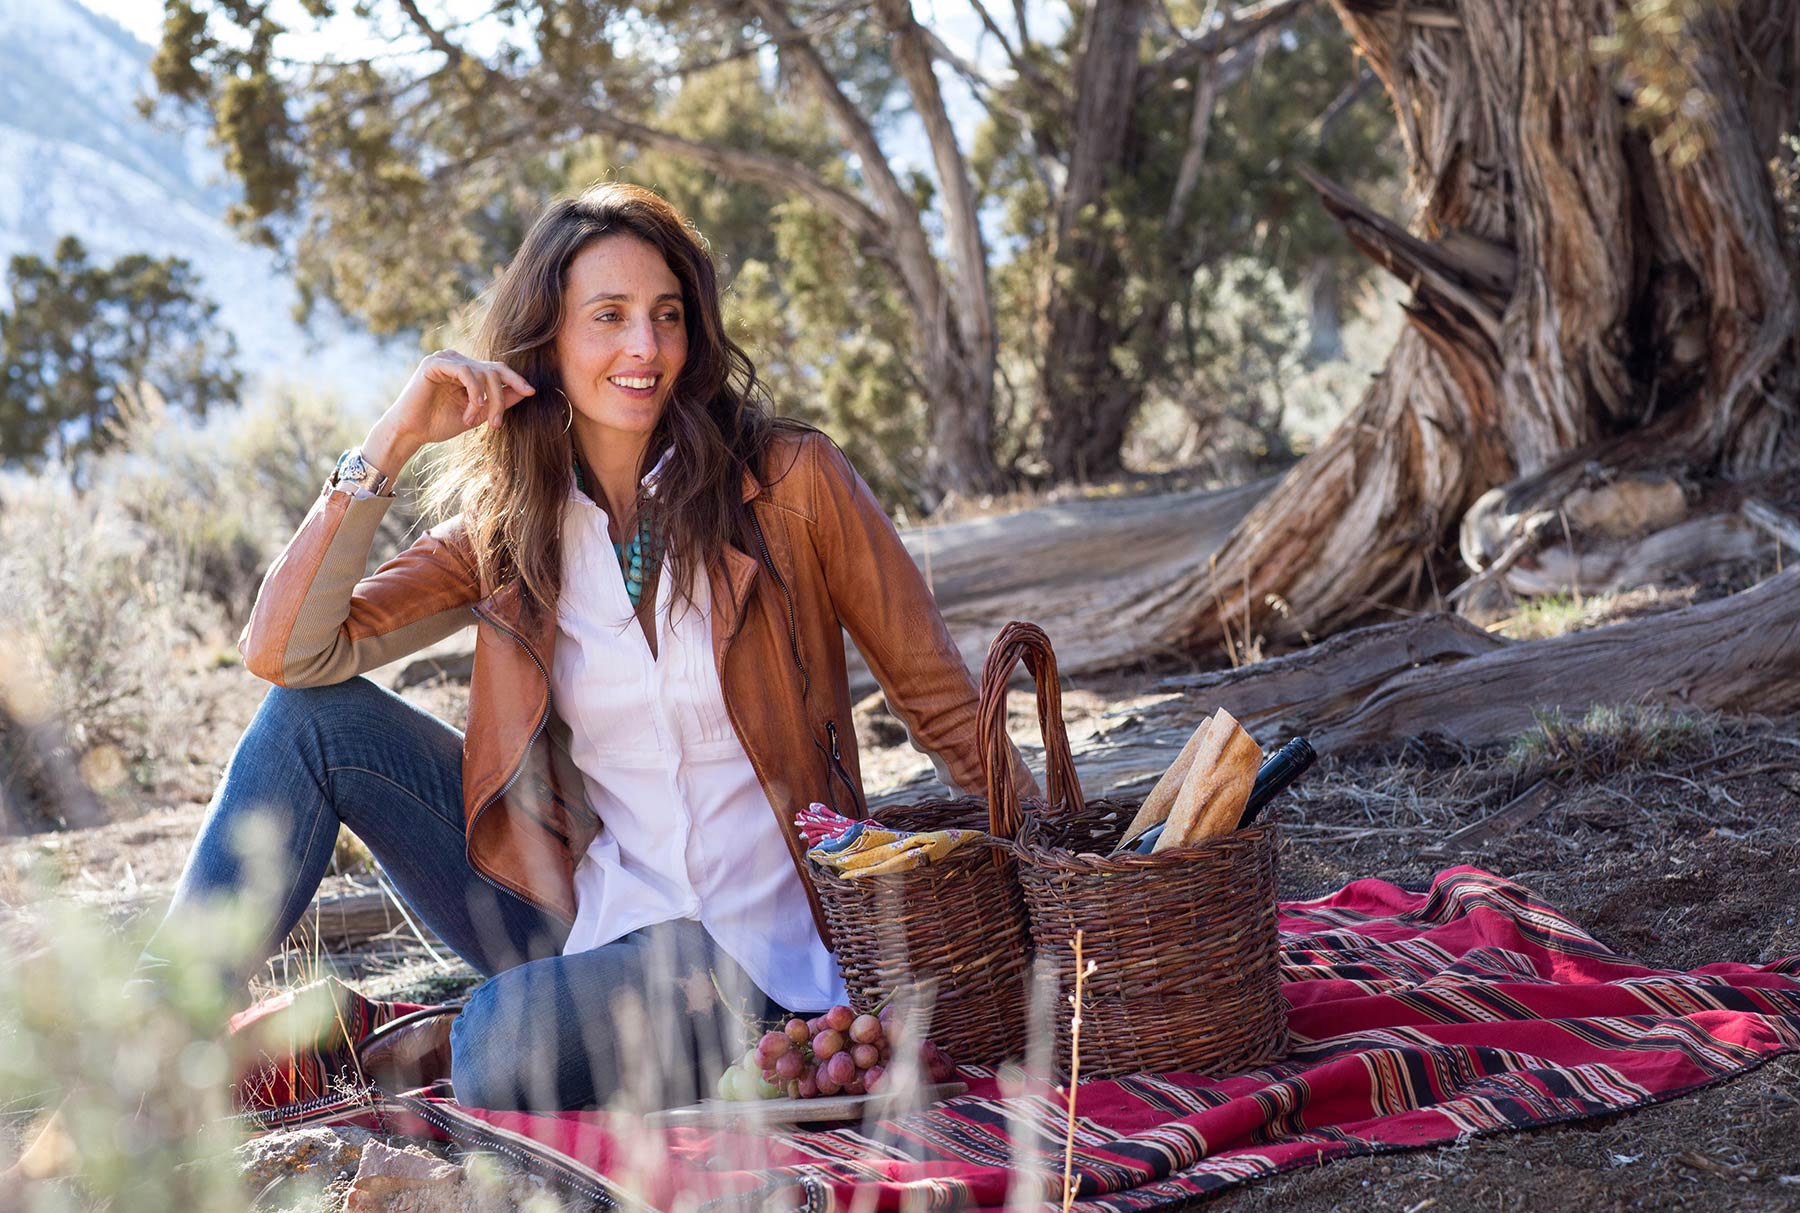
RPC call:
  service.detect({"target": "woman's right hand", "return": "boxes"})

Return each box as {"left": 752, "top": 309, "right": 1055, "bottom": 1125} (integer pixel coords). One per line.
{"left": 387, "top": 349, "right": 538, "bottom": 447}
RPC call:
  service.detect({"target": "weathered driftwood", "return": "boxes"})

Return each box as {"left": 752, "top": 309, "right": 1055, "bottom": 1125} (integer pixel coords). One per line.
{"left": 870, "top": 475, "right": 1276, "bottom": 688}
{"left": 876, "top": 569, "right": 1800, "bottom": 811}
{"left": 283, "top": 887, "right": 443, "bottom": 954}
{"left": 1501, "top": 514, "right": 1765, "bottom": 597}
{"left": 1151, "top": 614, "right": 1505, "bottom": 729}
{"left": 1313, "top": 567, "right": 1800, "bottom": 751}
{"left": 1743, "top": 499, "right": 1800, "bottom": 555}
{"left": 1425, "top": 778, "right": 1561, "bottom": 853}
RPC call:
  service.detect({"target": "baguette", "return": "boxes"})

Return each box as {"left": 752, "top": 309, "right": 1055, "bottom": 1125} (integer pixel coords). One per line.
{"left": 1116, "top": 712, "right": 1215, "bottom": 843}
{"left": 1153, "top": 709, "right": 1262, "bottom": 852}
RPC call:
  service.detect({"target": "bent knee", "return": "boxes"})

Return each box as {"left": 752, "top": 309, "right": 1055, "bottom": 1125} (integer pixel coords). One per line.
{"left": 449, "top": 975, "right": 567, "bottom": 1111}
{"left": 256, "top": 677, "right": 384, "bottom": 727}
{"left": 447, "top": 1003, "right": 514, "bottom": 1109}
{"left": 449, "top": 967, "right": 624, "bottom": 1112}
{"left": 251, "top": 677, "right": 396, "bottom": 745}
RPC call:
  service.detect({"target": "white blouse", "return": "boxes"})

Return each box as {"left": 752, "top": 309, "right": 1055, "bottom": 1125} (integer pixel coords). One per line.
{"left": 549, "top": 461, "right": 848, "bottom": 1012}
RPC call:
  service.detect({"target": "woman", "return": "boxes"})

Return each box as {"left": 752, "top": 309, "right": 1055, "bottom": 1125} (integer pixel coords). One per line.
{"left": 143, "top": 182, "right": 1032, "bottom": 1113}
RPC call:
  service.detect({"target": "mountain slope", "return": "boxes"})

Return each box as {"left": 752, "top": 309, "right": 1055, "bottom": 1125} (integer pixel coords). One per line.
{"left": 0, "top": 0, "right": 405, "bottom": 403}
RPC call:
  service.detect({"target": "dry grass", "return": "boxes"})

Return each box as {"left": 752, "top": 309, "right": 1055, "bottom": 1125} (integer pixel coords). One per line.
{"left": 1505, "top": 703, "right": 1715, "bottom": 784}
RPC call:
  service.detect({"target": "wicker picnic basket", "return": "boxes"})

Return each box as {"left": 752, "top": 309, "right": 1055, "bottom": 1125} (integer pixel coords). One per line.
{"left": 804, "top": 634, "right": 1059, "bottom": 1065}
{"left": 988, "top": 622, "right": 1288, "bottom": 1080}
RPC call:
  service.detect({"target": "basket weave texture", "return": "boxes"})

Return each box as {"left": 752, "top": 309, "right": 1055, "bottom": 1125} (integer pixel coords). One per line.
{"left": 805, "top": 634, "right": 1053, "bottom": 1065}
{"left": 991, "top": 622, "right": 1289, "bottom": 1080}
{"left": 807, "top": 798, "right": 1030, "bottom": 1064}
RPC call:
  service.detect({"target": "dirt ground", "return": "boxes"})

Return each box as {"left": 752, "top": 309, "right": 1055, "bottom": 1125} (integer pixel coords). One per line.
{"left": 4, "top": 658, "right": 1800, "bottom": 1210}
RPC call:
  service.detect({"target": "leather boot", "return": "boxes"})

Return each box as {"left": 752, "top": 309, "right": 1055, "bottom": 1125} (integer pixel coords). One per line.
{"left": 355, "top": 1006, "right": 459, "bottom": 1095}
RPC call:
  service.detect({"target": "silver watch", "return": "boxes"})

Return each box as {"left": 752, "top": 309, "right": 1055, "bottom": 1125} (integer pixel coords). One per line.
{"left": 330, "top": 448, "right": 391, "bottom": 497}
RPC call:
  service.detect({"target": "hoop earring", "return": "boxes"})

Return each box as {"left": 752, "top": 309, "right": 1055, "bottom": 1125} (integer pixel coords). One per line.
{"left": 554, "top": 387, "right": 573, "bottom": 434}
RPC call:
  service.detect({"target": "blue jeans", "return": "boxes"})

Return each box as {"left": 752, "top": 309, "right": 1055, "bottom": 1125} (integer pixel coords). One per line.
{"left": 151, "top": 677, "right": 780, "bottom": 1110}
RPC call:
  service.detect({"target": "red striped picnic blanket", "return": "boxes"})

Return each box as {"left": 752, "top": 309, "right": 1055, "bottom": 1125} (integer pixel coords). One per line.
{"left": 236, "top": 866, "right": 1800, "bottom": 1211}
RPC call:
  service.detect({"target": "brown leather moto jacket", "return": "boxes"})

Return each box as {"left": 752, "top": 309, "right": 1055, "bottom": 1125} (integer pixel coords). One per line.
{"left": 239, "top": 431, "right": 1030, "bottom": 945}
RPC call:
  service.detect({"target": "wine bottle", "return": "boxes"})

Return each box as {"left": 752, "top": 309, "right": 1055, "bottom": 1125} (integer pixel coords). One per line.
{"left": 1235, "top": 737, "right": 1315, "bottom": 828}
{"left": 1127, "top": 736, "right": 1316, "bottom": 853}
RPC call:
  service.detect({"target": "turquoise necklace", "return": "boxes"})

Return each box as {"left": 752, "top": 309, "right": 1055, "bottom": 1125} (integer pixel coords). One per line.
{"left": 574, "top": 459, "right": 658, "bottom": 608}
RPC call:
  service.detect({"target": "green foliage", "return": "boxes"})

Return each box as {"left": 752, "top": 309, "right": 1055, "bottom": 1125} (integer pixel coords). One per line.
{"left": 1505, "top": 703, "right": 1712, "bottom": 784}
{"left": 149, "top": 0, "right": 1404, "bottom": 499}
{"left": 0, "top": 237, "right": 241, "bottom": 468}
{"left": 0, "top": 907, "right": 250, "bottom": 1209}
{"left": 730, "top": 207, "right": 928, "bottom": 508}
{"left": 1168, "top": 258, "right": 1305, "bottom": 463}
{"left": 975, "top": 6, "right": 1399, "bottom": 465}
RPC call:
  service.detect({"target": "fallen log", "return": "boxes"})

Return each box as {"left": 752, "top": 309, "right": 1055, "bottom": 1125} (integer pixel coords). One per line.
{"left": 1315, "top": 568, "right": 1800, "bottom": 751}
{"left": 1743, "top": 498, "right": 1800, "bottom": 555}
{"left": 1501, "top": 514, "right": 1764, "bottom": 597}
{"left": 911, "top": 569, "right": 1800, "bottom": 807}
{"left": 1121, "top": 569, "right": 1800, "bottom": 753}
{"left": 1152, "top": 614, "right": 1505, "bottom": 730}
{"left": 903, "top": 475, "right": 1277, "bottom": 688}
{"left": 283, "top": 886, "right": 444, "bottom": 954}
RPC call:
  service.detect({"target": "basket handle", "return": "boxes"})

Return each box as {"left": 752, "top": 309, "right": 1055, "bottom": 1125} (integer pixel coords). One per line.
{"left": 979, "top": 621, "right": 1086, "bottom": 841}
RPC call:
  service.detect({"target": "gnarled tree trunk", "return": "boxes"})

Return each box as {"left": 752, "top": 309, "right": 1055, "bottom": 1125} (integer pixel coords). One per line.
{"left": 1039, "top": 0, "right": 1153, "bottom": 484}
{"left": 1147, "top": 0, "right": 1800, "bottom": 658}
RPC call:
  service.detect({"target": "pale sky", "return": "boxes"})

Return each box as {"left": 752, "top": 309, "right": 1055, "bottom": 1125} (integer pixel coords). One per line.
{"left": 81, "top": 0, "right": 160, "bottom": 44}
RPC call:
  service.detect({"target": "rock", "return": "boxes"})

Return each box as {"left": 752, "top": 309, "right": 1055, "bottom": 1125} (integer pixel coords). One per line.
{"left": 237, "top": 1125, "right": 374, "bottom": 1196}
{"left": 346, "top": 1140, "right": 465, "bottom": 1213}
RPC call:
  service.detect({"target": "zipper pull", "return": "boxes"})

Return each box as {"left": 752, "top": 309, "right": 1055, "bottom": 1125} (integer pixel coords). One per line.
{"left": 826, "top": 721, "right": 841, "bottom": 759}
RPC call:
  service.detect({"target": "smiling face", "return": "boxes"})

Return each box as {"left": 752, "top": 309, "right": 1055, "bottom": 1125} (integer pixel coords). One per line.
{"left": 553, "top": 232, "right": 689, "bottom": 464}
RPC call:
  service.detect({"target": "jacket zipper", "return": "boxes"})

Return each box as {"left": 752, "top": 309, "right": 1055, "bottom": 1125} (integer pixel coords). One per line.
{"left": 824, "top": 720, "right": 859, "bottom": 810}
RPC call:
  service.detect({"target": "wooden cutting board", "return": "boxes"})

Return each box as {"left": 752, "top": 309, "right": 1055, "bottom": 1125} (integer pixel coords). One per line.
{"left": 645, "top": 1082, "right": 968, "bottom": 1130}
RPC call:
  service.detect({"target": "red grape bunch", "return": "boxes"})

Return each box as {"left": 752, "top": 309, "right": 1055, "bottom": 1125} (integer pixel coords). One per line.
{"left": 715, "top": 1003, "right": 956, "bottom": 1101}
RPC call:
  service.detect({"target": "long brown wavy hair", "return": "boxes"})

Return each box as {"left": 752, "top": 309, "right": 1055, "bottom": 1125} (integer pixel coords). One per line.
{"left": 425, "top": 182, "right": 807, "bottom": 616}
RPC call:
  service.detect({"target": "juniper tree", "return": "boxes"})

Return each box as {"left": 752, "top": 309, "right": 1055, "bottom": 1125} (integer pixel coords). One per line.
{"left": 0, "top": 236, "right": 241, "bottom": 467}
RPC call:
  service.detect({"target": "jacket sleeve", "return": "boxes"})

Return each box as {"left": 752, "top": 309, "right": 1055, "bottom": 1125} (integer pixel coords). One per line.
{"left": 238, "top": 485, "right": 480, "bottom": 688}
{"left": 806, "top": 436, "right": 1038, "bottom": 800}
